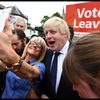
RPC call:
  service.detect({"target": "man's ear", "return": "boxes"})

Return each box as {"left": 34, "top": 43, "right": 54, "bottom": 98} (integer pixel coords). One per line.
{"left": 67, "top": 32, "right": 71, "bottom": 40}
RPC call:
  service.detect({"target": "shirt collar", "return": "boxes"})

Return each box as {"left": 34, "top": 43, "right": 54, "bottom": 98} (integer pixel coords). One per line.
{"left": 59, "top": 41, "right": 69, "bottom": 55}
{"left": 28, "top": 58, "right": 37, "bottom": 64}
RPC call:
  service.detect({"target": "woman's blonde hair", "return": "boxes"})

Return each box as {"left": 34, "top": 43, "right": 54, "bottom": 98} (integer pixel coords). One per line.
{"left": 22, "top": 36, "right": 47, "bottom": 65}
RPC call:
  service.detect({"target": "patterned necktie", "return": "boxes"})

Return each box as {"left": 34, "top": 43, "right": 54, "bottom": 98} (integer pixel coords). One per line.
{"left": 50, "top": 52, "right": 60, "bottom": 92}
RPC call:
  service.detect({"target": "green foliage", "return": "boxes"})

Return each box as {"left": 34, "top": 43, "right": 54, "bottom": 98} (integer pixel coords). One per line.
{"left": 41, "top": 16, "right": 50, "bottom": 24}
{"left": 52, "top": 12, "right": 63, "bottom": 19}
{"left": 40, "top": 12, "right": 63, "bottom": 25}
{"left": 36, "top": 12, "right": 63, "bottom": 37}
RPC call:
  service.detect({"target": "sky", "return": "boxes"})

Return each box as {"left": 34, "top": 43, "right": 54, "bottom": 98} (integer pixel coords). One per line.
{"left": 0, "top": 1, "right": 86, "bottom": 28}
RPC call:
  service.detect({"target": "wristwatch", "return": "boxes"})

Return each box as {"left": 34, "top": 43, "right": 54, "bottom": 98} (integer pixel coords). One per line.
{"left": 11, "top": 58, "right": 23, "bottom": 72}
{"left": 6, "top": 58, "right": 23, "bottom": 72}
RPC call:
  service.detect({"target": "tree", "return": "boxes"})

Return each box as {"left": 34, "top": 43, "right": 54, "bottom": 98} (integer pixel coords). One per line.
{"left": 40, "top": 16, "right": 50, "bottom": 25}
{"left": 52, "top": 12, "right": 63, "bottom": 19}
{"left": 40, "top": 12, "right": 63, "bottom": 25}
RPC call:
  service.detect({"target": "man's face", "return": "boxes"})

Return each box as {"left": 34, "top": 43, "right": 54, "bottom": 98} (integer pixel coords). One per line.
{"left": 11, "top": 34, "right": 25, "bottom": 55}
{"left": 44, "top": 25, "right": 68, "bottom": 52}
{"left": 14, "top": 21, "right": 26, "bottom": 31}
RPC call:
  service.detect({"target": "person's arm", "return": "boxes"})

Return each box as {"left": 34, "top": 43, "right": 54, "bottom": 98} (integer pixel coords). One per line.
{"left": 11, "top": 60, "right": 40, "bottom": 81}
{"left": 0, "top": 47, "right": 40, "bottom": 81}
{"left": 0, "top": 18, "right": 40, "bottom": 81}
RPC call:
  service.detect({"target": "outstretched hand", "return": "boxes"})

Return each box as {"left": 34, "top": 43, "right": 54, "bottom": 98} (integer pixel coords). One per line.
{"left": 0, "top": 17, "right": 19, "bottom": 65}
{"left": 0, "top": 16, "right": 12, "bottom": 52}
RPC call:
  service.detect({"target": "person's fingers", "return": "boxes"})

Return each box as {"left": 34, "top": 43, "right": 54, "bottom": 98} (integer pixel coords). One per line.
{"left": 3, "top": 16, "right": 13, "bottom": 40}
{"left": 0, "top": 31, "right": 11, "bottom": 44}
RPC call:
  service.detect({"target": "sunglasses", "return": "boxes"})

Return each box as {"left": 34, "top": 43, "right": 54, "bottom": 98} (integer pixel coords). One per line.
{"left": 30, "top": 41, "right": 42, "bottom": 49}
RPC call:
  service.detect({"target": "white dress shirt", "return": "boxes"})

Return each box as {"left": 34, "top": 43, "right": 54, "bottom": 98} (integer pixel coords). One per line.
{"left": 55, "top": 41, "right": 69, "bottom": 93}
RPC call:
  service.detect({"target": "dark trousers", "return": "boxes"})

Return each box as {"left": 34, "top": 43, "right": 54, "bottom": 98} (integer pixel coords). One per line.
{"left": 0, "top": 71, "right": 7, "bottom": 97}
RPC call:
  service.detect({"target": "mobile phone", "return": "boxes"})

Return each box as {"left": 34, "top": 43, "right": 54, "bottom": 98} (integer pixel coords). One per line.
{"left": 0, "top": 7, "right": 12, "bottom": 32}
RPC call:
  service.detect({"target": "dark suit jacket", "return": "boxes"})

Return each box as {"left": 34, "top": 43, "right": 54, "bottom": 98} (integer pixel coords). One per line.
{"left": 40, "top": 43, "right": 80, "bottom": 99}
{"left": 0, "top": 71, "right": 7, "bottom": 97}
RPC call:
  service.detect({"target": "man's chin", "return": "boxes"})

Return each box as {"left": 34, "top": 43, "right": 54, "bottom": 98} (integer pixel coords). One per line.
{"left": 49, "top": 47, "right": 56, "bottom": 52}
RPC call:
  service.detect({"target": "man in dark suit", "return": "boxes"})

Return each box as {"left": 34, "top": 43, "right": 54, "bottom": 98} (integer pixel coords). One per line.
{"left": 40, "top": 17, "right": 80, "bottom": 99}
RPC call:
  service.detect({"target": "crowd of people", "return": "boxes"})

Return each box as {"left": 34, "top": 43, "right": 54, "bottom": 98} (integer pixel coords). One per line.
{"left": 0, "top": 14, "right": 100, "bottom": 99}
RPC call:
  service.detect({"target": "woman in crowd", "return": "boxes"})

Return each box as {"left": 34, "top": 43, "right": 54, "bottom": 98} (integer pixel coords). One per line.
{"left": 63, "top": 31, "right": 100, "bottom": 98}
{"left": 2, "top": 36, "right": 47, "bottom": 99}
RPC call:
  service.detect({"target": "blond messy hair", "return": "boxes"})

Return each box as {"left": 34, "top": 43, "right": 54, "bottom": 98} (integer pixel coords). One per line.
{"left": 22, "top": 36, "right": 47, "bottom": 65}
{"left": 43, "top": 16, "right": 70, "bottom": 40}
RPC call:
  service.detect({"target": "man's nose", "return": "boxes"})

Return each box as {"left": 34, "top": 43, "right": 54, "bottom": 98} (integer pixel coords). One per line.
{"left": 45, "top": 32, "right": 52, "bottom": 39}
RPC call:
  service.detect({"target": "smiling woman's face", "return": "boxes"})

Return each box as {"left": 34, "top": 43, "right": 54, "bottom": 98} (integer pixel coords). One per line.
{"left": 27, "top": 40, "right": 42, "bottom": 58}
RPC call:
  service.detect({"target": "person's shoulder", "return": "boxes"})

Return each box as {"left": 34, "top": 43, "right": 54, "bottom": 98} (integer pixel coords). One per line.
{"left": 46, "top": 49, "right": 53, "bottom": 54}
{"left": 35, "top": 62, "right": 44, "bottom": 65}
{"left": 42, "top": 49, "right": 53, "bottom": 63}
{"left": 35, "top": 62, "right": 45, "bottom": 68}
{"left": 69, "top": 41, "right": 74, "bottom": 49}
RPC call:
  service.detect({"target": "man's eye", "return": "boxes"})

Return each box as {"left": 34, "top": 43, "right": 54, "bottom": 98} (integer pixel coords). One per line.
{"left": 50, "top": 31, "right": 56, "bottom": 34}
